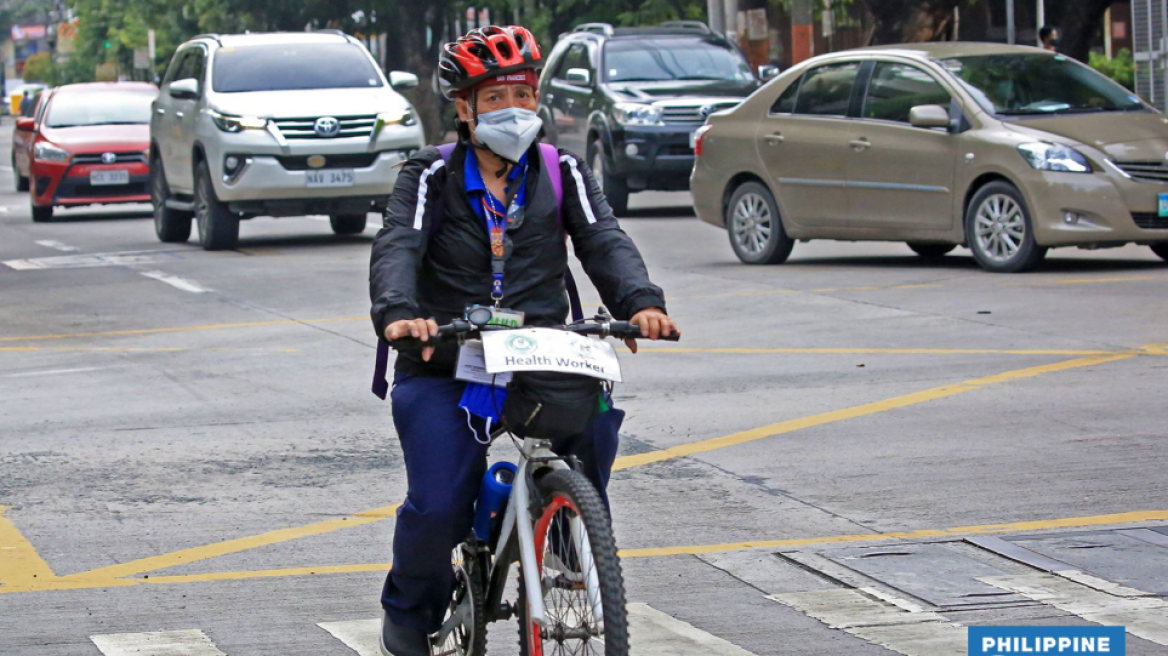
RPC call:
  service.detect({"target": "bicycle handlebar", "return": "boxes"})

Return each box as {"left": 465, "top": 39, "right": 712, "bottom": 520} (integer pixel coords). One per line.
{"left": 389, "top": 319, "right": 680, "bottom": 351}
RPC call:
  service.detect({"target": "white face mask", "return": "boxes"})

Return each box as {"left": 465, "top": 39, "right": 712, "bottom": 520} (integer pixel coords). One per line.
{"left": 474, "top": 107, "right": 542, "bottom": 163}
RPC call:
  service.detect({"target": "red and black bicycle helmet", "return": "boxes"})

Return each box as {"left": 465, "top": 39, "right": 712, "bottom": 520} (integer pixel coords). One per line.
{"left": 438, "top": 25, "right": 543, "bottom": 100}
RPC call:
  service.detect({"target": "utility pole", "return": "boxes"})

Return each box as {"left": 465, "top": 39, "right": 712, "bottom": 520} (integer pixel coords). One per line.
{"left": 1036, "top": 0, "right": 1045, "bottom": 33}
{"left": 1006, "top": 0, "right": 1016, "bottom": 45}
{"left": 708, "top": 0, "right": 725, "bottom": 33}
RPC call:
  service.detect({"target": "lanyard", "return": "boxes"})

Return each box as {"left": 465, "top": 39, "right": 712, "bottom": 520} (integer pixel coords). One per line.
{"left": 480, "top": 169, "right": 526, "bottom": 307}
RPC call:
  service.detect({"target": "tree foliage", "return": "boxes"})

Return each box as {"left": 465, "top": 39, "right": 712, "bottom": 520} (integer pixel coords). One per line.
{"left": 1090, "top": 47, "right": 1134, "bottom": 91}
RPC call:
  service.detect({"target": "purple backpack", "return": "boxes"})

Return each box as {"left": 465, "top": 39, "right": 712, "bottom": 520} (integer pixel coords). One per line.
{"left": 372, "top": 142, "right": 583, "bottom": 399}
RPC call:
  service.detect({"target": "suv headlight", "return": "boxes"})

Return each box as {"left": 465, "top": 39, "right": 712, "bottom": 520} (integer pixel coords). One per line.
{"left": 614, "top": 102, "right": 662, "bottom": 126}
{"left": 378, "top": 108, "right": 417, "bottom": 127}
{"left": 34, "top": 142, "right": 70, "bottom": 162}
{"left": 209, "top": 110, "right": 267, "bottom": 133}
{"left": 1017, "top": 142, "right": 1092, "bottom": 173}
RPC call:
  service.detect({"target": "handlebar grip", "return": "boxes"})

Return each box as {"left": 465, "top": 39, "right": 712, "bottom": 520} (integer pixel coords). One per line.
{"left": 388, "top": 320, "right": 470, "bottom": 350}
{"left": 608, "top": 321, "right": 681, "bottom": 342}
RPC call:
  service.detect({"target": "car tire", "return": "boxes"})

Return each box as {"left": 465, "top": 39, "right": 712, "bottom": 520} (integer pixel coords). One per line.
{"left": 30, "top": 198, "right": 52, "bottom": 223}
{"left": 589, "top": 139, "right": 629, "bottom": 217}
{"left": 907, "top": 242, "right": 956, "bottom": 259}
{"left": 329, "top": 213, "right": 367, "bottom": 235}
{"left": 13, "top": 154, "right": 28, "bottom": 192}
{"left": 152, "top": 158, "right": 192, "bottom": 243}
{"left": 195, "top": 161, "right": 239, "bottom": 251}
{"left": 726, "top": 181, "right": 794, "bottom": 265}
{"left": 964, "top": 181, "right": 1046, "bottom": 273}
{"left": 1151, "top": 244, "right": 1168, "bottom": 262}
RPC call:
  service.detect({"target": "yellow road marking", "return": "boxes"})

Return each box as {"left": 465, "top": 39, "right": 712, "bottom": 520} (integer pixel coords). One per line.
{"left": 48, "top": 504, "right": 400, "bottom": 588}
{"left": 15, "top": 509, "right": 1167, "bottom": 589}
{"left": 0, "top": 348, "right": 1145, "bottom": 593}
{"left": 142, "top": 563, "right": 393, "bottom": 585}
{"left": 629, "top": 347, "right": 1122, "bottom": 356}
{"left": 0, "top": 505, "right": 57, "bottom": 586}
{"left": 612, "top": 352, "right": 1134, "bottom": 471}
{"left": 0, "top": 317, "right": 367, "bottom": 343}
{"left": 1055, "top": 276, "right": 1157, "bottom": 285}
{"left": 0, "top": 347, "right": 299, "bottom": 353}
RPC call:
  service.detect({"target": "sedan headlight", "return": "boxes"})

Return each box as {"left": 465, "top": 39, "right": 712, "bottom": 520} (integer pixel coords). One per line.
{"left": 613, "top": 102, "right": 662, "bottom": 126}
{"left": 209, "top": 110, "right": 267, "bottom": 133}
{"left": 34, "top": 142, "right": 70, "bottom": 162}
{"left": 1017, "top": 142, "right": 1092, "bottom": 173}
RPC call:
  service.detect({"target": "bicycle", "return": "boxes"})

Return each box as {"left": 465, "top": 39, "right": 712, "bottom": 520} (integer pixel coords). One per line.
{"left": 391, "top": 308, "right": 678, "bottom": 656}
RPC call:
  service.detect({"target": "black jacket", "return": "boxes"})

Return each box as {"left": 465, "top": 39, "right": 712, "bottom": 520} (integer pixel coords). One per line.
{"left": 369, "top": 141, "right": 667, "bottom": 377}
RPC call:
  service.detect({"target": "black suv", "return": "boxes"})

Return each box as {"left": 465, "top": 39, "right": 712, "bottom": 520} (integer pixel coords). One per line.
{"left": 538, "top": 21, "right": 770, "bottom": 214}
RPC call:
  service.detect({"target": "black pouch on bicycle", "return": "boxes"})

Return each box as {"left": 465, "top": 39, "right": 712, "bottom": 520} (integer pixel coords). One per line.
{"left": 503, "top": 371, "right": 601, "bottom": 440}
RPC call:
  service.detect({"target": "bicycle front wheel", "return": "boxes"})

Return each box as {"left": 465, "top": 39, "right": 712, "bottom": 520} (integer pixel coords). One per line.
{"left": 518, "top": 469, "right": 628, "bottom": 656}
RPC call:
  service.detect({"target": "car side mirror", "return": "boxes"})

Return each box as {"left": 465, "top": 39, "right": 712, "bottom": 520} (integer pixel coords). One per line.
{"left": 15, "top": 117, "right": 35, "bottom": 131}
{"left": 168, "top": 78, "right": 200, "bottom": 100}
{"left": 389, "top": 71, "right": 419, "bottom": 91}
{"left": 758, "top": 65, "right": 780, "bottom": 81}
{"left": 566, "top": 68, "right": 591, "bottom": 87}
{"left": 909, "top": 104, "right": 951, "bottom": 130}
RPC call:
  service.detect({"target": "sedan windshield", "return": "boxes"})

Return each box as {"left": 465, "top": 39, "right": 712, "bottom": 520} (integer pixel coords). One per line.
{"left": 604, "top": 37, "right": 753, "bottom": 83}
{"left": 45, "top": 91, "right": 155, "bottom": 128}
{"left": 212, "top": 43, "right": 384, "bottom": 93}
{"left": 937, "top": 53, "right": 1144, "bottom": 115}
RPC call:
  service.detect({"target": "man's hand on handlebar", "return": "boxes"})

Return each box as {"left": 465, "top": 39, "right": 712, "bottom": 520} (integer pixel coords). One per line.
{"left": 626, "top": 307, "right": 679, "bottom": 354}
{"left": 385, "top": 318, "right": 439, "bottom": 361}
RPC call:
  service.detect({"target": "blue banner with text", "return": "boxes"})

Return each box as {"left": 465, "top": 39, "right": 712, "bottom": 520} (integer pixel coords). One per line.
{"left": 969, "top": 627, "right": 1125, "bottom": 656}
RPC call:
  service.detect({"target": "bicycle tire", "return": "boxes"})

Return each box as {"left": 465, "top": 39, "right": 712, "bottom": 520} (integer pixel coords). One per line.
{"left": 433, "top": 545, "right": 487, "bottom": 656}
{"left": 517, "top": 469, "right": 627, "bottom": 656}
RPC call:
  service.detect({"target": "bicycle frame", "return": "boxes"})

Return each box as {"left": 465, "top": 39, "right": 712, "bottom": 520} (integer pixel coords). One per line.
{"left": 486, "top": 436, "right": 604, "bottom": 629}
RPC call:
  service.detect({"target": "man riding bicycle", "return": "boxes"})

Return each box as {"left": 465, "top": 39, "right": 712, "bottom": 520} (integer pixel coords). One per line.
{"left": 368, "top": 25, "right": 678, "bottom": 656}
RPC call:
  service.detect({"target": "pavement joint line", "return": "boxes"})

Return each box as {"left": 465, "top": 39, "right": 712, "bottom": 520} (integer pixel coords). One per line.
{"left": 0, "top": 346, "right": 1148, "bottom": 594}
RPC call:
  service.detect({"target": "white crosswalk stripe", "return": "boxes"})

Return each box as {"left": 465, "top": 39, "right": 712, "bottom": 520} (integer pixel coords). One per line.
{"left": 315, "top": 604, "right": 759, "bottom": 656}
{"left": 90, "top": 629, "right": 226, "bottom": 656}
{"left": 769, "top": 589, "right": 967, "bottom": 656}
{"left": 317, "top": 619, "right": 381, "bottom": 656}
{"left": 983, "top": 573, "right": 1168, "bottom": 646}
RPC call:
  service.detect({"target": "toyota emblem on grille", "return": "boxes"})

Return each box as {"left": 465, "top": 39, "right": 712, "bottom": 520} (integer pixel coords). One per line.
{"left": 101, "top": 152, "right": 117, "bottom": 164}
{"left": 699, "top": 105, "right": 714, "bottom": 119}
{"left": 314, "top": 117, "right": 341, "bottom": 138}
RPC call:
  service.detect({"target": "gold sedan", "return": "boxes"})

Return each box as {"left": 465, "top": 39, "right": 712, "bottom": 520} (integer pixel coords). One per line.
{"left": 691, "top": 42, "right": 1168, "bottom": 272}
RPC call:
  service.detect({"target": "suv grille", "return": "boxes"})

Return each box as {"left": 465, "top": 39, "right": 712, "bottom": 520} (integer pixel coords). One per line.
{"left": 660, "top": 101, "right": 739, "bottom": 125}
{"left": 73, "top": 152, "right": 147, "bottom": 164}
{"left": 271, "top": 115, "right": 378, "bottom": 139}
{"left": 1131, "top": 212, "right": 1168, "bottom": 229}
{"left": 1112, "top": 160, "right": 1168, "bottom": 183}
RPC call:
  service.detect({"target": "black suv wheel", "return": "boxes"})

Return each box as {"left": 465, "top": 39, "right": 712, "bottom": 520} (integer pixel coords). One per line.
{"left": 588, "top": 139, "right": 629, "bottom": 216}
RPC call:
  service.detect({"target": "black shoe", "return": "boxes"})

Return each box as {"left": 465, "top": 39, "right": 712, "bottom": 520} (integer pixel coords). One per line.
{"left": 380, "top": 610, "right": 430, "bottom": 656}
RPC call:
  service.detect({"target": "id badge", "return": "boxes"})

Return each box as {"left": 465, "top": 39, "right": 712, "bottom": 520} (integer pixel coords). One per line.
{"left": 455, "top": 341, "right": 513, "bottom": 387}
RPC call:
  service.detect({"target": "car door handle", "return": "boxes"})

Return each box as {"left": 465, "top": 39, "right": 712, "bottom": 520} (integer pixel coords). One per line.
{"left": 849, "top": 138, "right": 870, "bottom": 151}
{"left": 155, "top": 108, "right": 166, "bottom": 115}
{"left": 175, "top": 111, "right": 185, "bottom": 118}
{"left": 764, "top": 132, "right": 784, "bottom": 145}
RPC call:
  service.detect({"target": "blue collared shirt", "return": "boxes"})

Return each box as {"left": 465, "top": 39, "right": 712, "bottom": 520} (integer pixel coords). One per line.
{"left": 464, "top": 148, "right": 529, "bottom": 220}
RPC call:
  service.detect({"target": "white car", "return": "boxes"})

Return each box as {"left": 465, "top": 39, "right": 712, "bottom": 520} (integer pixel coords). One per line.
{"left": 150, "top": 31, "right": 426, "bottom": 250}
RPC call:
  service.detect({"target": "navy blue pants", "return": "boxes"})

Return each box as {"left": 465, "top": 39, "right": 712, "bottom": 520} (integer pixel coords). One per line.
{"left": 381, "top": 371, "right": 623, "bottom": 634}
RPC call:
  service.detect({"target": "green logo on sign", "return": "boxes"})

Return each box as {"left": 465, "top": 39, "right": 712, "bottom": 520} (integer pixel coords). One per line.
{"left": 505, "top": 334, "right": 538, "bottom": 355}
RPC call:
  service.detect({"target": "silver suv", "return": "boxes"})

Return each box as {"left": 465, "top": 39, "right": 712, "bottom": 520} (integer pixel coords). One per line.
{"left": 150, "top": 31, "right": 426, "bottom": 250}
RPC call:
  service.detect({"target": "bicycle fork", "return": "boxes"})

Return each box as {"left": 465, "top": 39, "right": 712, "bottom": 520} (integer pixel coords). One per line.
{"left": 501, "top": 443, "right": 605, "bottom": 630}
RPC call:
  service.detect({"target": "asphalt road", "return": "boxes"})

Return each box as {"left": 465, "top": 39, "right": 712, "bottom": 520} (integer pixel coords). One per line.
{"left": 2, "top": 119, "right": 1168, "bottom": 656}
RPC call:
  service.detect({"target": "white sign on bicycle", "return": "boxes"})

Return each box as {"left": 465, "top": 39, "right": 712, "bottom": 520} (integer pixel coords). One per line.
{"left": 481, "top": 328, "right": 623, "bottom": 383}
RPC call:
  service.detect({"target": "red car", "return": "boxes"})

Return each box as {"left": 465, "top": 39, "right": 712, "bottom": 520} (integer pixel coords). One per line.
{"left": 24, "top": 82, "right": 156, "bottom": 222}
